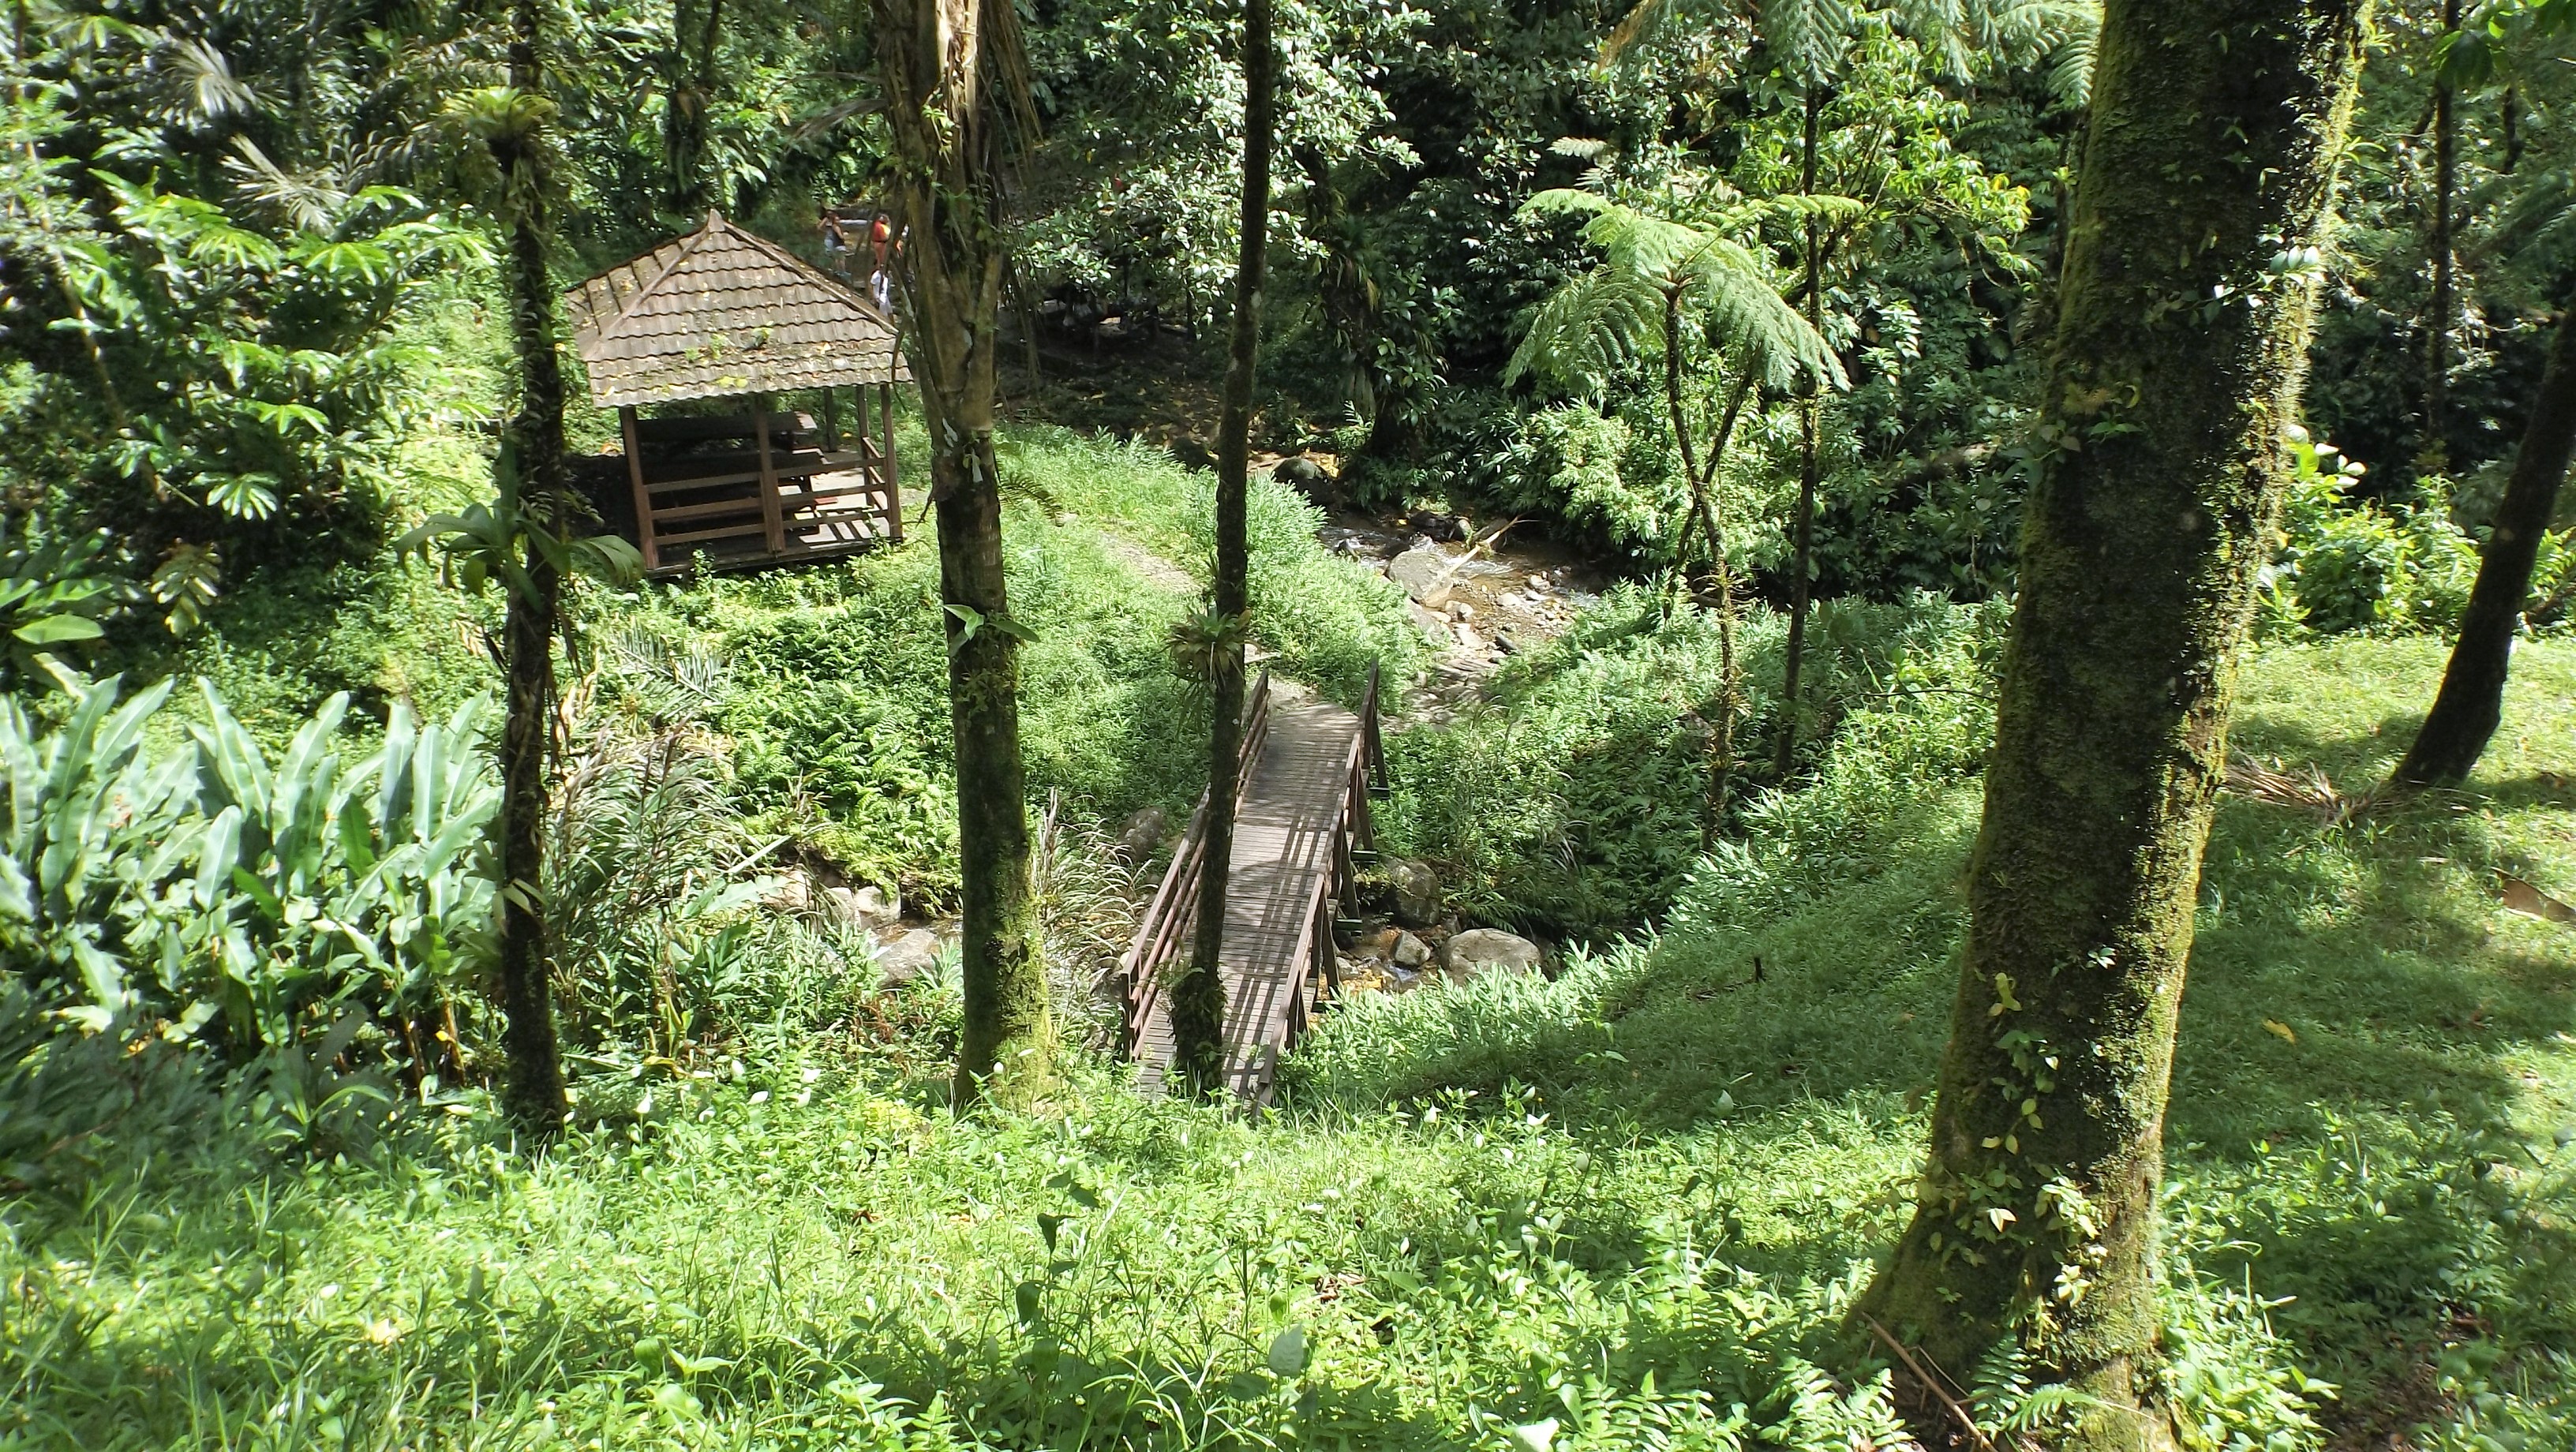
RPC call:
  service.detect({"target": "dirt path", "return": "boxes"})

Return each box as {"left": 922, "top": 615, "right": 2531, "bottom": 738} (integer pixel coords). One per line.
{"left": 1099, "top": 532, "right": 1198, "bottom": 595}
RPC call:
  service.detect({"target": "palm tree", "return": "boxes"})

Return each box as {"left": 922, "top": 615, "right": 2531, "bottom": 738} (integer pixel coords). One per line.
{"left": 1508, "top": 187, "right": 1844, "bottom": 832}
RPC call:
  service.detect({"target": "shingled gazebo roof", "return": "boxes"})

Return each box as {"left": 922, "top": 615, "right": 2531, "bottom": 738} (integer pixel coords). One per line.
{"left": 564, "top": 211, "right": 908, "bottom": 410}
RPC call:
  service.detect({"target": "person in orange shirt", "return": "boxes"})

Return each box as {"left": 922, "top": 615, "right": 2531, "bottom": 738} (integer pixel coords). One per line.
{"left": 868, "top": 213, "right": 893, "bottom": 311}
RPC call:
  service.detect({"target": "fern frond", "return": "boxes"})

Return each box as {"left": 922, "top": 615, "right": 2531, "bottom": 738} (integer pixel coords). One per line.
{"left": 1892, "top": 0, "right": 1973, "bottom": 77}
{"left": 1762, "top": 0, "right": 1856, "bottom": 86}
{"left": 1506, "top": 265, "right": 1662, "bottom": 398}
{"left": 1521, "top": 187, "right": 1615, "bottom": 223}
{"left": 1579, "top": 207, "right": 1713, "bottom": 279}
{"left": 1982, "top": 0, "right": 2100, "bottom": 105}
{"left": 2046, "top": 24, "right": 2098, "bottom": 107}
{"left": 1676, "top": 234, "right": 1844, "bottom": 391}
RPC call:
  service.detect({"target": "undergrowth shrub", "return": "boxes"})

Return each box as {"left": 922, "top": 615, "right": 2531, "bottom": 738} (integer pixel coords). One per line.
{"left": 2260, "top": 440, "right": 2485, "bottom": 638}
{"left": 1379, "top": 586, "right": 2004, "bottom": 936}
{"left": 1193, "top": 469, "right": 1430, "bottom": 705}
{"left": 618, "top": 426, "right": 1424, "bottom": 904}
{"left": 0, "top": 668, "right": 496, "bottom": 1056}
{"left": 0, "top": 1058, "right": 1926, "bottom": 1452}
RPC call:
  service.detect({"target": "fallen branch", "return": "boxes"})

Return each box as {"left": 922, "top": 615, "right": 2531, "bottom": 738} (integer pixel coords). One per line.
{"left": 1860, "top": 1314, "right": 1997, "bottom": 1452}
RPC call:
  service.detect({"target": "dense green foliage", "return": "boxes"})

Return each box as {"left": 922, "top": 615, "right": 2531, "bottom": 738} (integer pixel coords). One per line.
{"left": 1381, "top": 587, "right": 2003, "bottom": 935}
{"left": 6, "top": 0, "right": 2576, "bottom": 1444}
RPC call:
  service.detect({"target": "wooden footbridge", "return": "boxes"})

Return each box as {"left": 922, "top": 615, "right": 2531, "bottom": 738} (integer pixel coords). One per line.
{"left": 1121, "top": 666, "right": 1389, "bottom": 1101}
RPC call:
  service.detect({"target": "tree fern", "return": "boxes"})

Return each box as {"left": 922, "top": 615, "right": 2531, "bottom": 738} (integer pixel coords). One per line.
{"left": 1508, "top": 189, "right": 1844, "bottom": 399}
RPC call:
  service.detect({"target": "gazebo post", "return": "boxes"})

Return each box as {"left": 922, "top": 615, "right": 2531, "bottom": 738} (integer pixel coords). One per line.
{"left": 752, "top": 395, "right": 788, "bottom": 555}
{"left": 881, "top": 381, "right": 902, "bottom": 542}
{"left": 853, "top": 382, "right": 878, "bottom": 536}
{"left": 620, "top": 406, "right": 658, "bottom": 572}
{"left": 822, "top": 387, "right": 841, "bottom": 451}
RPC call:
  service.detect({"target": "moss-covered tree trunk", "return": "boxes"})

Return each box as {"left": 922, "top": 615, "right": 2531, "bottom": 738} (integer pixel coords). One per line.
{"left": 2393, "top": 301, "right": 2576, "bottom": 788}
{"left": 492, "top": 0, "right": 569, "bottom": 1138}
{"left": 1174, "top": 0, "right": 1273, "bottom": 1094}
{"left": 873, "top": 0, "right": 1050, "bottom": 1106}
{"left": 1857, "top": 3, "right": 2370, "bottom": 1444}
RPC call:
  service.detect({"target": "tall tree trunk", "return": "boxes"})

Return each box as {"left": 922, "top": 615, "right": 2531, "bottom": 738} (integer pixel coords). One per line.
{"left": 2424, "top": 0, "right": 2458, "bottom": 473}
{"left": 873, "top": 0, "right": 1050, "bottom": 1106}
{"left": 2393, "top": 301, "right": 2576, "bottom": 788}
{"left": 1856, "top": 4, "right": 2371, "bottom": 1445}
{"left": 1668, "top": 315, "right": 1754, "bottom": 844}
{"left": 1174, "top": 0, "right": 1274, "bottom": 1094}
{"left": 492, "top": 0, "right": 569, "bottom": 1139}
{"left": 1695, "top": 373, "right": 1755, "bottom": 841}
{"left": 664, "top": 0, "right": 724, "bottom": 213}
{"left": 1777, "top": 86, "right": 1824, "bottom": 777}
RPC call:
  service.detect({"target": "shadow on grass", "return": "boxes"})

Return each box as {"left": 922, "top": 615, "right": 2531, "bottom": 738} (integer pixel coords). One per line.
{"left": 1288, "top": 701, "right": 2576, "bottom": 1420}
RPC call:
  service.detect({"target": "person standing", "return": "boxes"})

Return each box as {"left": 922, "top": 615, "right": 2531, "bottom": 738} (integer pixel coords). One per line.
{"left": 870, "top": 212, "right": 895, "bottom": 311}
{"left": 820, "top": 204, "right": 851, "bottom": 274}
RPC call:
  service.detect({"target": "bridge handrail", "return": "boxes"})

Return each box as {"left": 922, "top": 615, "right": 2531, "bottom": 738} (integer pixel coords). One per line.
{"left": 1120, "top": 671, "right": 1270, "bottom": 1053}
{"left": 1121, "top": 661, "right": 1388, "bottom": 1086}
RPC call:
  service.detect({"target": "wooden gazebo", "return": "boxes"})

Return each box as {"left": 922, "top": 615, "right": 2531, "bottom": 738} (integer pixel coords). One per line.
{"left": 565, "top": 211, "right": 909, "bottom": 575}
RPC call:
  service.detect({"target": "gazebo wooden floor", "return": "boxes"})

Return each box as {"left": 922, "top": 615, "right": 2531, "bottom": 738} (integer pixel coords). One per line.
{"left": 620, "top": 410, "right": 903, "bottom": 576}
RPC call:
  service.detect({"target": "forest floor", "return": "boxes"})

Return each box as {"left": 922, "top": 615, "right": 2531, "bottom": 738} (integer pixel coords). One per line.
{"left": 8, "top": 595, "right": 2571, "bottom": 1450}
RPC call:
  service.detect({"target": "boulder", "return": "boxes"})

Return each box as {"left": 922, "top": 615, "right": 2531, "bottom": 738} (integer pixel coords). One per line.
{"left": 1120, "top": 805, "right": 1171, "bottom": 861}
{"left": 1387, "top": 545, "right": 1455, "bottom": 605}
{"left": 1443, "top": 928, "right": 1541, "bottom": 981}
{"left": 1391, "top": 931, "right": 1431, "bottom": 968}
{"left": 1384, "top": 858, "right": 1442, "bottom": 928}
{"left": 825, "top": 884, "right": 900, "bottom": 933}
{"left": 1406, "top": 510, "right": 1468, "bottom": 543}
{"left": 762, "top": 869, "right": 814, "bottom": 914}
{"left": 874, "top": 928, "right": 945, "bottom": 990}
{"left": 1271, "top": 455, "right": 1334, "bottom": 505}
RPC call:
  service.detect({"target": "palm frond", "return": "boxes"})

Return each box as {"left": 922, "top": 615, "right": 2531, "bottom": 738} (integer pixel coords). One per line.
{"left": 222, "top": 138, "right": 351, "bottom": 234}
{"left": 159, "top": 33, "right": 261, "bottom": 129}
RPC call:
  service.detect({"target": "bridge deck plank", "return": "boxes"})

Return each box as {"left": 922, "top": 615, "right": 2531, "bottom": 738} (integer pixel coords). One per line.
{"left": 1133, "top": 699, "right": 1361, "bottom": 1100}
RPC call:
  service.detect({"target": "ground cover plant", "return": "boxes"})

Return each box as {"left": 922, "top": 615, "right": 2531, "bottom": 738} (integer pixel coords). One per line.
{"left": 5, "top": 649, "right": 2555, "bottom": 1452}
{"left": 6, "top": 644, "right": 2569, "bottom": 1450}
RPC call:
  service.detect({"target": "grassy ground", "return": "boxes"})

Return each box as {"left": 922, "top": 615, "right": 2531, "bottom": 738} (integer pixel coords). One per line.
{"left": 6, "top": 639, "right": 2568, "bottom": 1450}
